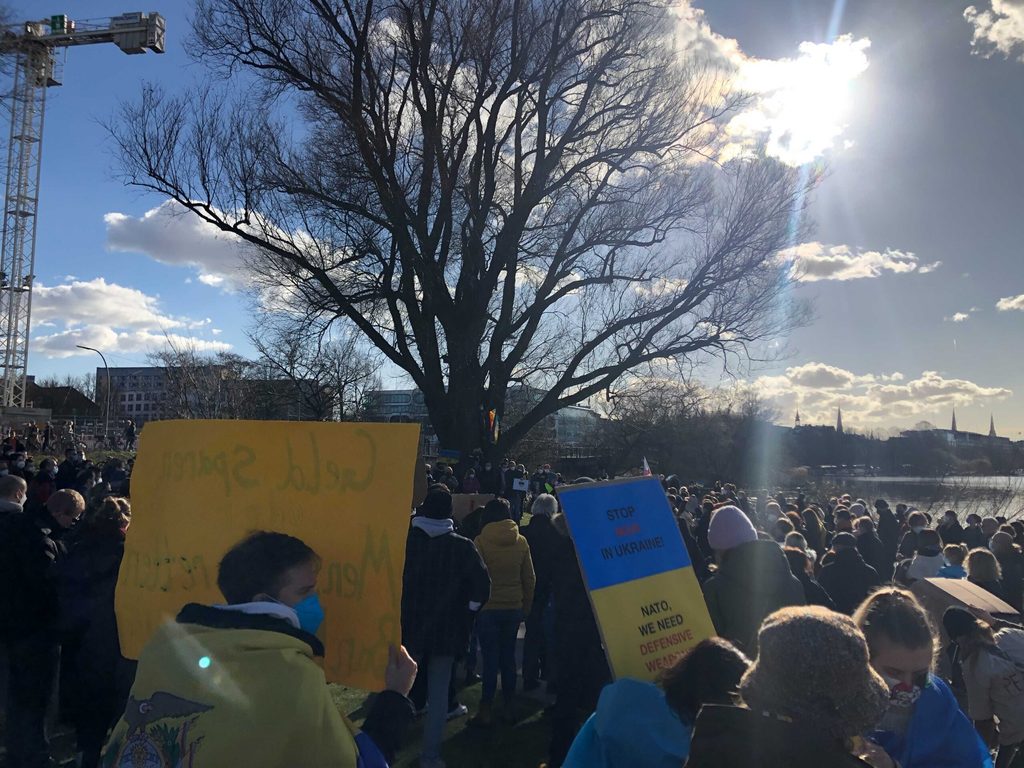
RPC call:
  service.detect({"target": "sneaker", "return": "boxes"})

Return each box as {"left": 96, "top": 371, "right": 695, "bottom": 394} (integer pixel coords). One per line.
{"left": 446, "top": 703, "right": 469, "bottom": 720}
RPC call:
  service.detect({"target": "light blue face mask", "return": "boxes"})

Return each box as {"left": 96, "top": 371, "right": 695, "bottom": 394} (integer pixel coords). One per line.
{"left": 292, "top": 594, "right": 325, "bottom": 635}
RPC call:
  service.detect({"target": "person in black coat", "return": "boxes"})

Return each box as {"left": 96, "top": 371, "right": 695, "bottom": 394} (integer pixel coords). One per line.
{"left": 875, "top": 499, "right": 901, "bottom": 571}
{"left": 936, "top": 509, "right": 965, "bottom": 546}
{"left": 784, "top": 547, "right": 836, "bottom": 610}
{"left": 0, "top": 489, "right": 85, "bottom": 768}
{"left": 401, "top": 487, "right": 490, "bottom": 766}
{"left": 818, "top": 533, "right": 882, "bottom": 615}
{"left": 56, "top": 496, "right": 135, "bottom": 768}
{"left": 520, "top": 494, "right": 561, "bottom": 691}
{"left": 855, "top": 517, "right": 890, "bottom": 582}
{"left": 547, "top": 512, "right": 611, "bottom": 767}
{"left": 54, "top": 447, "right": 82, "bottom": 491}
{"left": 478, "top": 462, "right": 504, "bottom": 495}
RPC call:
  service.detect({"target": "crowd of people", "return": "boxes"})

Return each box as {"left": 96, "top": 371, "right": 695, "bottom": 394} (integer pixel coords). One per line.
{"left": 5, "top": 449, "right": 1024, "bottom": 768}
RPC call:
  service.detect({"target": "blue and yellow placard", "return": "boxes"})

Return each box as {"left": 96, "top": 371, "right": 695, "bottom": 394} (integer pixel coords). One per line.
{"left": 557, "top": 476, "right": 715, "bottom": 681}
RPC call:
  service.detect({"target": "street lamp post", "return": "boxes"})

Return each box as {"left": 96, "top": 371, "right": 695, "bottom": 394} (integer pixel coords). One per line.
{"left": 76, "top": 345, "right": 110, "bottom": 443}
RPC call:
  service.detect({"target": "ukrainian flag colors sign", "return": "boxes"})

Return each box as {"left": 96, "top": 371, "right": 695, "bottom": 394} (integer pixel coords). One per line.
{"left": 557, "top": 476, "right": 714, "bottom": 681}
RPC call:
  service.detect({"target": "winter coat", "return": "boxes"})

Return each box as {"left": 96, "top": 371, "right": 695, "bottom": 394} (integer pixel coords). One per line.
{"left": 521, "top": 514, "right": 561, "bottom": 611}
{"left": 701, "top": 540, "right": 805, "bottom": 654}
{"left": 877, "top": 506, "right": 901, "bottom": 573}
{"left": 857, "top": 532, "right": 889, "bottom": 581}
{"left": 478, "top": 468, "right": 504, "bottom": 495}
{"left": 401, "top": 517, "right": 491, "bottom": 657}
{"left": 564, "top": 678, "right": 691, "bottom": 768}
{"left": 938, "top": 520, "right": 967, "bottom": 546}
{"left": 870, "top": 675, "right": 992, "bottom": 768}
{"left": 904, "top": 550, "right": 946, "bottom": 583}
{"left": 796, "top": 571, "right": 836, "bottom": 610}
{"left": 685, "top": 705, "right": 872, "bottom": 768}
{"left": 996, "top": 550, "right": 1024, "bottom": 611}
{"left": 460, "top": 475, "right": 482, "bottom": 494}
{"left": 104, "top": 604, "right": 413, "bottom": 768}
{"left": 475, "top": 520, "right": 536, "bottom": 614}
{"left": 938, "top": 564, "right": 968, "bottom": 579}
{"left": 818, "top": 548, "right": 881, "bottom": 615}
{"left": 0, "top": 510, "right": 69, "bottom": 636}
{"left": 964, "top": 526, "right": 988, "bottom": 550}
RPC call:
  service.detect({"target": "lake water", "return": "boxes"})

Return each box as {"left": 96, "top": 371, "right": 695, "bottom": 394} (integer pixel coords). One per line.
{"left": 826, "top": 475, "right": 1024, "bottom": 520}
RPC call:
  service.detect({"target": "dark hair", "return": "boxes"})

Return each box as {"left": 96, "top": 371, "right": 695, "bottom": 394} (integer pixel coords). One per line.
{"left": 218, "top": 531, "right": 319, "bottom": 604}
{"left": 660, "top": 638, "right": 749, "bottom": 723}
{"left": 481, "top": 497, "right": 512, "bottom": 526}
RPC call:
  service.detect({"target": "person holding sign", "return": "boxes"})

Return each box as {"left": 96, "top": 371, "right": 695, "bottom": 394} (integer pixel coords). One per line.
{"left": 103, "top": 531, "right": 418, "bottom": 768}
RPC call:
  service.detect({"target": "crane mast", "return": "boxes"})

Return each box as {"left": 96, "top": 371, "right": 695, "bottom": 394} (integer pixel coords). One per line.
{"left": 0, "top": 12, "right": 165, "bottom": 408}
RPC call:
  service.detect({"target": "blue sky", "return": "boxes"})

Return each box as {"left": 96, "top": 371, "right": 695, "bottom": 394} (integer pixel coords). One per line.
{"left": 9, "top": 0, "right": 1024, "bottom": 436}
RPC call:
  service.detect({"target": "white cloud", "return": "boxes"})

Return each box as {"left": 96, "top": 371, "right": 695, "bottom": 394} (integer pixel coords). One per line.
{"left": 777, "top": 241, "right": 936, "bottom": 282}
{"left": 997, "top": 293, "right": 1024, "bottom": 311}
{"left": 754, "top": 363, "right": 1012, "bottom": 428}
{"left": 673, "top": 7, "right": 872, "bottom": 167}
{"left": 947, "top": 312, "right": 971, "bottom": 322}
{"left": 30, "top": 278, "right": 231, "bottom": 359}
{"left": 964, "top": 1, "right": 1024, "bottom": 61}
{"left": 105, "top": 201, "right": 249, "bottom": 291}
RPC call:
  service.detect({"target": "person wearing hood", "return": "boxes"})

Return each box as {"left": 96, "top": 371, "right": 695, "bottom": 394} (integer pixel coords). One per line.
{"left": 564, "top": 638, "right": 749, "bottom": 768}
{"left": 471, "top": 498, "right": 535, "bottom": 727}
{"left": 685, "top": 606, "right": 893, "bottom": 767}
{"left": 818, "top": 533, "right": 882, "bottom": 615}
{"left": 700, "top": 505, "right": 805, "bottom": 654}
{"left": 854, "top": 589, "right": 991, "bottom": 768}
{"left": 0, "top": 473, "right": 27, "bottom": 519}
{"left": 897, "top": 529, "right": 946, "bottom": 585}
{"left": 938, "top": 510, "right": 966, "bottom": 546}
{"left": 990, "top": 531, "right": 1024, "bottom": 612}
{"left": 402, "top": 487, "right": 491, "bottom": 768}
{"left": 0, "top": 489, "right": 85, "bottom": 768}
{"left": 104, "top": 531, "right": 418, "bottom": 768}
{"left": 521, "top": 494, "right": 561, "bottom": 693}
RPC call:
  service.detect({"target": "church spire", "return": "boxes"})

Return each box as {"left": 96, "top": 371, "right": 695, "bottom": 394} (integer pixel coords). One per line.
{"left": 836, "top": 407, "right": 844, "bottom": 435}
{"left": 952, "top": 408, "right": 958, "bottom": 434}
{"left": 990, "top": 414, "right": 997, "bottom": 438}
{"left": 795, "top": 410, "right": 801, "bottom": 428}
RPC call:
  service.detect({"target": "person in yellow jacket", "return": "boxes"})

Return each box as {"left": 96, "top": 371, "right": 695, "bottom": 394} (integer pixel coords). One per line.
{"left": 101, "top": 531, "right": 418, "bottom": 768}
{"left": 470, "top": 498, "right": 536, "bottom": 727}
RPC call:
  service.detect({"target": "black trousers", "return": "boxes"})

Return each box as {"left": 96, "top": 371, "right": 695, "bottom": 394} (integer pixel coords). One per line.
{"left": 5, "top": 633, "right": 60, "bottom": 768}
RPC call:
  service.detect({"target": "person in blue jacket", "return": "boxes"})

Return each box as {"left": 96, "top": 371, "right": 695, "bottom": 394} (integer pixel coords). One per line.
{"left": 853, "top": 587, "right": 992, "bottom": 768}
{"left": 563, "top": 638, "right": 749, "bottom": 768}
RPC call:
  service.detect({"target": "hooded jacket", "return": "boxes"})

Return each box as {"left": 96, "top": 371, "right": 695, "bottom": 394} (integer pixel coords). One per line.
{"left": 818, "top": 548, "right": 882, "bottom": 615}
{"left": 564, "top": 678, "right": 691, "bottom": 768}
{"left": 401, "top": 516, "right": 491, "bottom": 657}
{"left": 701, "top": 540, "right": 805, "bottom": 654}
{"left": 685, "top": 705, "right": 872, "bottom": 768}
{"left": 475, "top": 520, "right": 536, "bottom": 614}
{"left": 870, "top": 675, "right": 992, "bottom": 768}
{"left": 103, "top": 604, "right": 412, "bottom": 768}
{"left": 905, "top": 549, "right": 946, "bottom": 583}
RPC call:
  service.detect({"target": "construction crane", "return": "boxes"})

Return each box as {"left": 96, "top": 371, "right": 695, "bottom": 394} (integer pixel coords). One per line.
{"left": 0, "top": 11, "right": 165, "bottom": 409}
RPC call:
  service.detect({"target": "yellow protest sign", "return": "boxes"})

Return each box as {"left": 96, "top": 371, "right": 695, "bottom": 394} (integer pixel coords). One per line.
{"left": 116, "top": 420, "right": 421, "bottom": 690}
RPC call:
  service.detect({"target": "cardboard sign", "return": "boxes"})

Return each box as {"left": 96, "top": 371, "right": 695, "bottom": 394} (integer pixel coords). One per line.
{"left": 911, "top": 577, "right": 1019, "bottom": 641}
{"left": 116, "top": 420, "right": 422, "bottom": 690}
{"left": 557, "top": 476, "right": 714, "bottom": 681}
{"left": 512, "top": 478, "right": 529, "bottom": 492}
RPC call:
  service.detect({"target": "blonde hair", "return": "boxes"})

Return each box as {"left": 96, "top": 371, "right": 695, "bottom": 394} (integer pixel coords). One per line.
{"left": 943, "top": 544, "right": 966, "bottom": 565}
{"left": 966, "top": 547, "right": 1002, "bottom": 583}
{"left": 853, "top": 587, "right": 936, "bottom": 663}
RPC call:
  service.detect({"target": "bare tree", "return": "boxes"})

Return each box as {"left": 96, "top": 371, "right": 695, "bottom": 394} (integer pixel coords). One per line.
{"left": 248, "top": 320, "right": 382, "bottom": 420}
{"left": 148, "top": 341, "right": 254, "bottom": 419}
{"left": 111, "top": 0, "right": 813, "bottom": 457}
